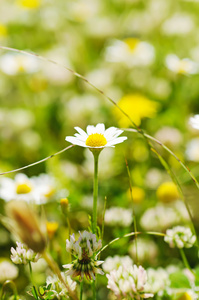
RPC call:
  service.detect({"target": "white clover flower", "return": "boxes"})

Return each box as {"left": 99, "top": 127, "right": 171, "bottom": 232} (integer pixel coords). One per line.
{"left": 164, "top": 226, "right": 196, "bottom": 248}
{"left": 189, "top": 114, "right": 199, "bottom": 130}
{"left": 140, "top": 201, "right": 190, "bottom": 232}
{"left": 46, "top": 273, "right": 76, "bottom": 299}
{"left": 11, "top": 242, "right": 41, "bottom": 265}
{"left": 0, "top": 260, "right": 19, "bottom": 283}
{"left": 165, "top": 54, "right": 199, "bottom": 75}
{"left": 65, "top": 123, "right": 127, "bottom": 150}
{"left": 128, "top": 238, "right": 159, "bottom": 264}
{"left": 104, "top": 207, "right": 133, "bottom": 227}
{"left": 63, "top": 231, "right": 104, "bottom": 281}
{"left": 145, "top": 268, "right": 170, "bottom": 295}
{"left": 103, "top": 255, "right": 133, "bottom": 273}
{"left": 107, "top": 264, "right": 154, "bottom": 299}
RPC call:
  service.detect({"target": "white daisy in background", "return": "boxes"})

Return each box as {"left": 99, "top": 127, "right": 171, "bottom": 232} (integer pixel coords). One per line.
{"left": 0, "top": 53, "right": 40, "bottom": 75}
{"left": 165, "top": 54, "right": 199, "bottom": 75}
{"left": 105, "top": 38, "right": 155, "bottom": 67}
{"left": 189, "top": 114, "right": 199, "bottom": 130}
{"left": 0, "top": 173, "right": 56, "bottom": 204}
{"left": 65, "top": 123, "right": 127, "bottom": 150}
{"left": 161, "top": 13, "right": 194, "bottom": 36}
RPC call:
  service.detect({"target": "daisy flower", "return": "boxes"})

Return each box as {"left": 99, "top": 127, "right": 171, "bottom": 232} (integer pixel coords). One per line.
{"left": 65, "top": 123, "right": 127, "bottom": 150}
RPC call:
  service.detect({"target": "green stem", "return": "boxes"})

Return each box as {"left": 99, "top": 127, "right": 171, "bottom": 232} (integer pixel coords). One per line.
{"left": 28, "top": 262, "right": 39, "bottom": 300}
{"left": 80, "top": 281, "right": 83, "bottom": 300}
{"left": 179, "top": 248, "right": 196, "bottom": 277}
{"left": 92, "top": 280, "right": 96, "bottom": 300}
{"left": 92, "top": 152, "right": 99, "bottom": 234}
{"left": 42, "top": 251, "right": 78, "bottom": 300}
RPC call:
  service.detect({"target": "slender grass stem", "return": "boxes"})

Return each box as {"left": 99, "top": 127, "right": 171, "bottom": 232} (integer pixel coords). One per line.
{"left": 125, "top": 157, "right": 138, "bottom": 264}
{"left": 179, "top": 248, "right": 196, "bottom": 278}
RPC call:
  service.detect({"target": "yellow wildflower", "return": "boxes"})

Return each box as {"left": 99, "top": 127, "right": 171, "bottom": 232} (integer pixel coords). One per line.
{"left": 46, "top": 221, "right": 59, "bottom": 239}
{"left": 114, "top": 94, "right": 159, "bottom": 127}
{"left": 0, "top": 24, "right": 7, "bottom": 37}
{"left": 17, "top": 0, "right": 41, "bottom": 9}
{"left": 128, "top": 187, "right": 145, "bottom": 203}
{"left": 156, "top": 182, "right": 179, "bottom": 203}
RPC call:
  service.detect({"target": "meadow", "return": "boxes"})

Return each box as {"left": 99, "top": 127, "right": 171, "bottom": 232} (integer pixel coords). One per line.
{"left": 1, "top": 0, "right": 199, "bottom": 299}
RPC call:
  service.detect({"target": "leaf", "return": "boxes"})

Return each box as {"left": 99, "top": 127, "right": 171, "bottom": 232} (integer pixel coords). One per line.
{"left": 169, "top": 271, "right": 191, "bottom": 289}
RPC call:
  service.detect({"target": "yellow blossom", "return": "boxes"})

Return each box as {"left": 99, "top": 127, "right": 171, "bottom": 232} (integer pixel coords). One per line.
{"left": 46, "top": 221, "right": 59, "bottom": 239}
{"left": 17, "top": 0, "right": 41, "bottom": 9}
{"left": 128, "top": 187, "right": 145, "bottom": 203}
{"left": 178, "top": 292, "right": 193, "bottom": 300}
{"left": 0, "top": 24, "right": 7, "bottom": 37}
{"left": 156, "top": 182, "right": 179, "bottom": 203}
{"left": 114, "top": 94, "right": 159, "bottom": 127}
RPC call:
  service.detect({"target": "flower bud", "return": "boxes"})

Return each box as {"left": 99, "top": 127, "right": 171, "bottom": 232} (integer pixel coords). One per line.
{"left": 5, "top": 200, "right": 47, "bottom": 253}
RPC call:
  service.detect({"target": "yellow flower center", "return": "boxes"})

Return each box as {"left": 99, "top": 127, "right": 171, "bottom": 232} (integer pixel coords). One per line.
{"left": 86, "top": 133, "right": 107, "bottom": 147}
{"left": 124, "top": 38, "right": 139, "bottom": 52}
{"left": 178, "top": 60, "right": 190, "bottom": 74}
{"left": 16, "top": 183, "right": 32, "bottom": 194}
{"left": 44, "top": 187, "right": 55, "bottom": 198}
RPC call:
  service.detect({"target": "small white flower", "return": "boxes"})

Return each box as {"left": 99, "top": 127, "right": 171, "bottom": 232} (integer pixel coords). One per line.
{"left": 103, "top": 255, "right": 133, "bottom": 273}
{"left": 164, "top": 226, "right": 196, "bottom": 248}
{"left": 65, "top": 123, "right": 127, "bottom": 149}
{"left": 128, "top": 238, "right": 159, "bottom": 264}
{"left": 165, "top": 54, "right": 199, "bottom": 75}
{"left": 63, "top": 231, "right": 104, "bottom": 281}
{"left": 46, "top": 273, "right": 77, "bottom": 299}
{"left": 145, "top": 268, "right": 170, "bottom": 295}
{"left": 105, "top": 207, "right": 133, "bottom": 227}
{"left": 11, "top": 242, "right": 41, "bottom": 265}
{"left": 186, "top": 138, "right": 199, "bottom": 162}
{"left": 107, "top": 264, "right": 154, "bottom": 299}
{"left": 0, "top": 260, "right": 19, "bottom": 283}
{"left": 189, "top": 114, "right": 199, "bottom": 130}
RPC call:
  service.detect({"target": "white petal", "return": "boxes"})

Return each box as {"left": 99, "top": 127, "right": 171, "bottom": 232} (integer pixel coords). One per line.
{"left": 104, "top": 127, "right": 118, "bottom": 139}
{"left": 74, "top": 133, "right": 87, "bottom": 142}
{"left": 86, "top": 125, "right": 96, "bottom": 135}
{"left": 65, "top": 136, "right": 86, "bottom": 147}
{"left": 74, "top": 127, "right": 88, "bottom": 139}
{"left": 106, "top": 136, "right": 127, "bottom": 146}
{"left": 95, "top": 123, "right": 105, "bottom": 134}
